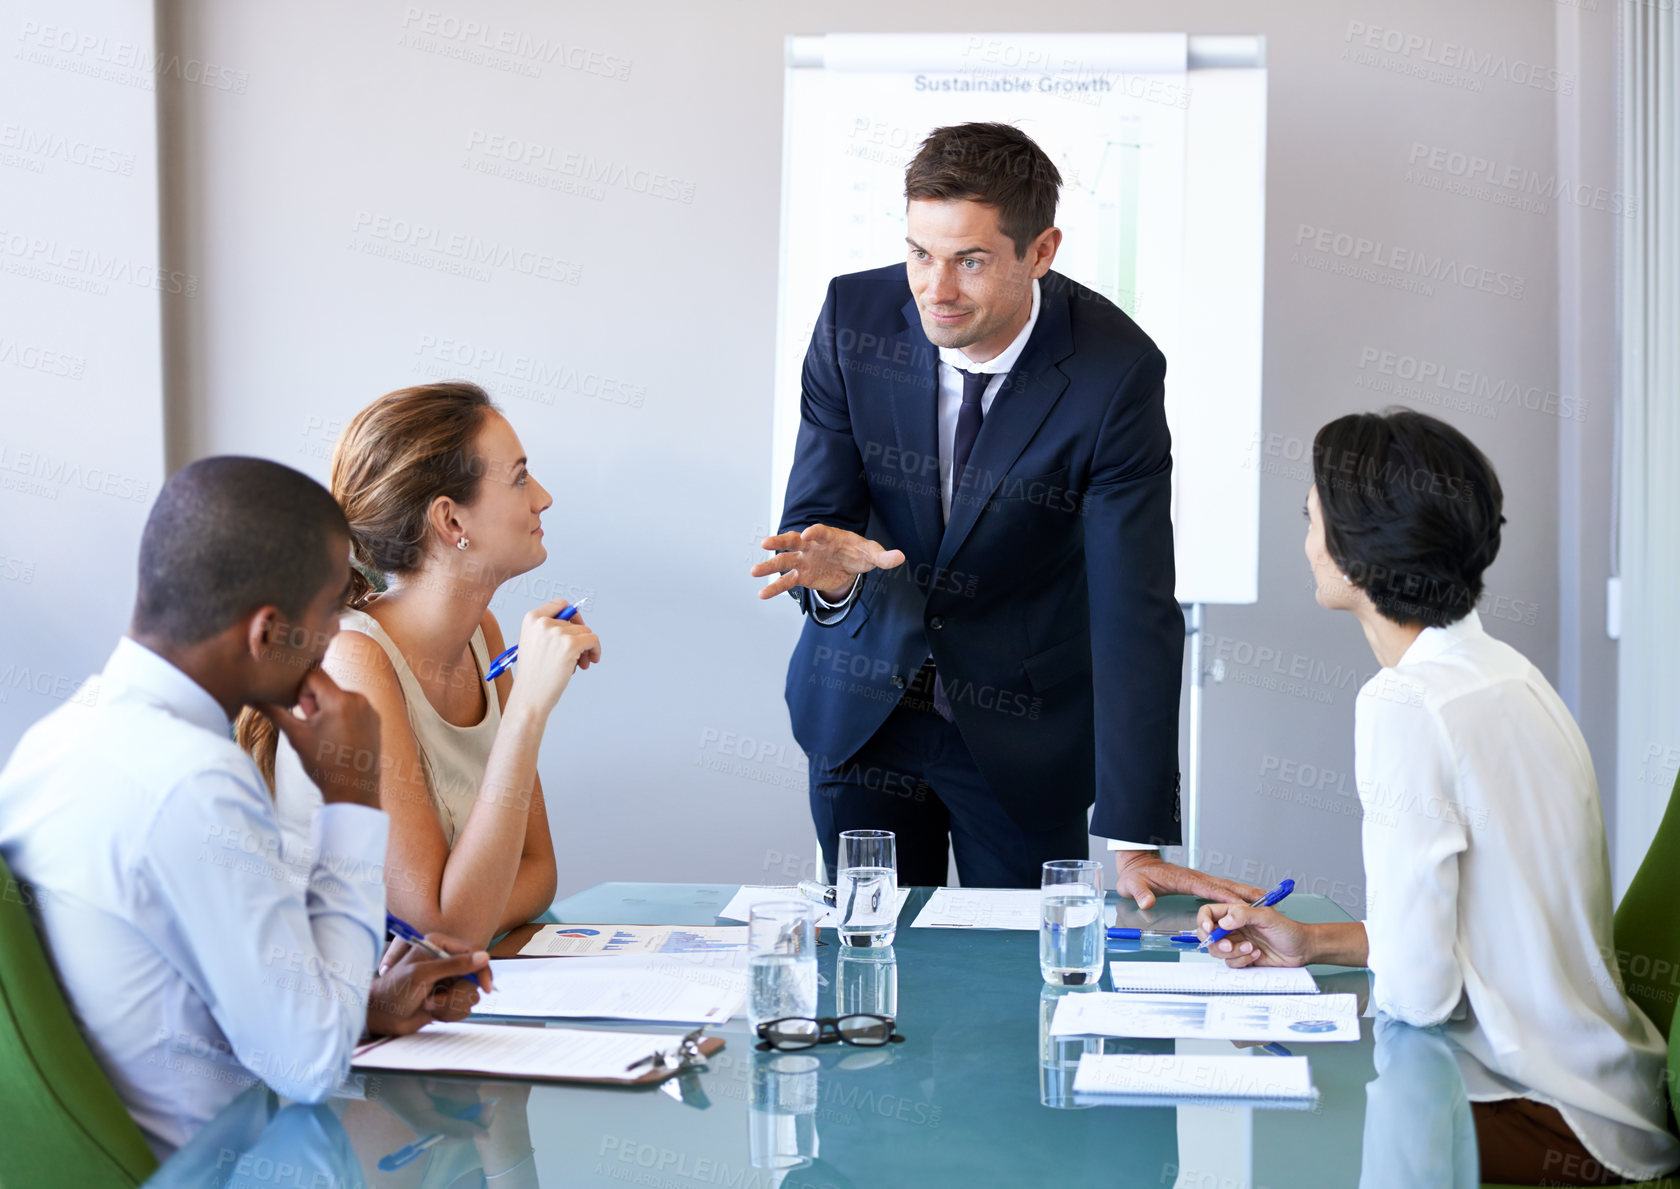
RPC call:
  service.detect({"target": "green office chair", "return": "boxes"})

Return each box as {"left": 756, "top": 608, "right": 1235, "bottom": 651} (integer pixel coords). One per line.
{"left": 1484, "top": 769, "right": 1680, "bottom": 1188}
{"left": 0, "top": 852, "right": 157, "bottom": 1188}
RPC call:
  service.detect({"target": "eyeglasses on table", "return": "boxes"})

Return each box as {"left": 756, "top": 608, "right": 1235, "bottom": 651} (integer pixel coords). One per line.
{"left": 754, "top": 1014, "right": 905, "bottom": 1052}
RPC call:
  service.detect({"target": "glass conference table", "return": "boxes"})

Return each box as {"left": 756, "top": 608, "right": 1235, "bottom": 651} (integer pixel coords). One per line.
{"left": 145, "top": 883, "right": 1479, "bottom": 1188}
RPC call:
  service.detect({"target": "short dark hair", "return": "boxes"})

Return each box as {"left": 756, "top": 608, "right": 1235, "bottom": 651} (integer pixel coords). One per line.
{"left": 1311, "top": 409, "right": 1506, "bottom": 628}
{"left": 904, "top": 122, "right": 1062, "bottom": 258}
{"left": 133, "top": 456, "right": 349, "bottom": 644}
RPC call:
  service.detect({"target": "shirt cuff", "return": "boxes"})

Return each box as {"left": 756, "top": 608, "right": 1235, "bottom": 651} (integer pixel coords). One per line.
{"left": 1105, "top": 839, "right": 1161, "bottom": 851}
{"left": 809, "top": 574, "right": 862, "bottom": 625}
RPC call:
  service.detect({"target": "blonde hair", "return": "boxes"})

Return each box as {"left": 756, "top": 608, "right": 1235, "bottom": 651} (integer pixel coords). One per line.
{"left": 235, "top": 382, "right": 497, "bottom": 787}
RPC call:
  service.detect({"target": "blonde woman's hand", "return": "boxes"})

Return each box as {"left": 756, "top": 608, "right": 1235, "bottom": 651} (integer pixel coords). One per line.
{"left": 503, "top": 598, "right": 601, "bottom": 717}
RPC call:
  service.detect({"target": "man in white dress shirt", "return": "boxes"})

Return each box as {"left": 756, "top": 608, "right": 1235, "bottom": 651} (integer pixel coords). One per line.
{"left": 0, "top": 457, "right": 490, "bottom": 1159}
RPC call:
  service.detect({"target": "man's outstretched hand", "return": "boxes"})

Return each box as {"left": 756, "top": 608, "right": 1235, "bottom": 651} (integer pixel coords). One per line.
{"left": 1114, "top": 850, "right": 1265, "bottom": 911}
{"left": 752, "top": 524, "right": 905, "bottom": 602}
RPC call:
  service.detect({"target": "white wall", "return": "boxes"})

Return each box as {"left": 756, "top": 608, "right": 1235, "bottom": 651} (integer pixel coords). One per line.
{"left": 0, "top": 0, "right": 166, "bottom": 755}
{"left": 1555, "top": 1, "right": 1624, "bottom": 870}
{"left": 1, "top": 0, "right": 1621, "bottom": 907}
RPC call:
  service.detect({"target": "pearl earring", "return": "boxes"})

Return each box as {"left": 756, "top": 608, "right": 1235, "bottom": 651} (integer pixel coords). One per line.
{"left": 457, "top": 537, "right": 470, "bottom": 551}
{"left": 1341, "top": 572, "right": 1352, "bottom": 583}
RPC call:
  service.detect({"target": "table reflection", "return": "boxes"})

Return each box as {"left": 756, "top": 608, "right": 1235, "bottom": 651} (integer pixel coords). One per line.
{"left": 836, "top": 945, "right": 897, "bottom": 1019}
{"left": 148, "top": 1074, "right": 542, "bottom": 1189}
{"left": 749, "top": 1051, "right": 821, "bottom": 1175}
{"left": 1358, "top": 1014, "right": 1478, "bottom": 1189}
{"left": 1039, "top": 984, "right": 1102, "bottom": 1109}
{"left": 147, "top": 1094, "right": 357, "bottom": 1189}
{"left": 346, "top": 1079, "right": 538, "bottom": 1187}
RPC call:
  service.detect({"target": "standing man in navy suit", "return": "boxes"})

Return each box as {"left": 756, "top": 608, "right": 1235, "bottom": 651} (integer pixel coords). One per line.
{"left": 753, "top": 123, "right": 1259, "bottom": 901}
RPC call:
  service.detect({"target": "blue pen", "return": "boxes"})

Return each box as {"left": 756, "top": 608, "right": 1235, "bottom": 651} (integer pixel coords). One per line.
{"left": 483, "top": 598, "right": 590, "bottom": 682}
{"left": 1200, "top": 878, "right": 1295, "bottom": 951}
{"left": 378, "top": 1132, "right": 445, "bottom": 1171}
{"left": 386, "top": 912, "right": 484, "bottom": 990}
{"left": 1106, "top": 928, "right": 1201, "bottom": 944}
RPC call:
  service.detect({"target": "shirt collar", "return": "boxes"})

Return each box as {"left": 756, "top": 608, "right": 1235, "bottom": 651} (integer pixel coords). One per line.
{"left": 937, "top": 277, "right": 1041, "bottom": 376}
{"left": 104, "top": 636, "right": 234, "bottom": 737}
{"left": 1394, "top": 609, "right": 1485, "bottom": 669}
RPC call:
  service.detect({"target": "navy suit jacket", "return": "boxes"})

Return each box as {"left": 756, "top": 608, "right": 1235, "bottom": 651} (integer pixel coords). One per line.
{"left": 779, "top": 263, "right": 1184, "bottom": 843}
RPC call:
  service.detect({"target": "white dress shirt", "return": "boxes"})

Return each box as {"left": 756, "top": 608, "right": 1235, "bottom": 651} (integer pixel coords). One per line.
{"left": 1357, "top": 611, "right": 1679, "bottom": 1181}
{"left": 0, "top": 638, "right": 389, "bottom": 1160}
{"left": 930, "top": 276, "right": 1042, "bottom": 522}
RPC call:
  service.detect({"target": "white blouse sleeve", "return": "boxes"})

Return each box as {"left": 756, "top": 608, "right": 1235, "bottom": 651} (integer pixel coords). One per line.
{"left": 1357, "top": 675, "right": 1469, "bottom": 1026}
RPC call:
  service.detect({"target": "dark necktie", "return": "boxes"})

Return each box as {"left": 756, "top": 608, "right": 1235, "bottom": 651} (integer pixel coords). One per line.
{"left": 948, "top": 366, "right": 990, "bottom": 522}
{"left": 932, "top": 366, "right": 993, "bottom": 723}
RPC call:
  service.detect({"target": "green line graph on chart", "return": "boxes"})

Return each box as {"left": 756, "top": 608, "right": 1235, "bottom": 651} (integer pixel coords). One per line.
{"left": 1061, "top": 139, "right": 1144, "bottom": 318}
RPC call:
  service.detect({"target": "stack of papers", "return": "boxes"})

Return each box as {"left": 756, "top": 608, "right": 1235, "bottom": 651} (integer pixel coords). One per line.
{"left": 354, "top": 1022, "right": 689, "bottom": 1081}
{"left": 473, "top": 954, "right": 745, "bottom": 1025}
{"left": 1107, "top": 962, "right": 1318, "bottom": 995}
{"left": 517, "top": 923, "right": 746, "bottom": 957}
{"left": 1073, "top": 1052, "right": 1317, "bottom": 1104}
{"left": 717, "top": 885, "right": 911, "bottom": 930}
{"left": 1050, "top": 991, "right": 1359, "bottom": 1043}
{"left": 909, "top": 887, "right": 1043, "bottom": 930}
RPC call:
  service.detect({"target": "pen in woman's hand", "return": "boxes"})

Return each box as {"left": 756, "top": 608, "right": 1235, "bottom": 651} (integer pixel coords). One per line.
{"left": 484, "top": 597, "right": 590, "bottom": 681}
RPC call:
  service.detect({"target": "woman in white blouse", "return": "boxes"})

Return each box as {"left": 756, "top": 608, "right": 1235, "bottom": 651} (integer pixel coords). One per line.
{"left": 1199, "top": 410, "right": 1678, "bottom": 1186}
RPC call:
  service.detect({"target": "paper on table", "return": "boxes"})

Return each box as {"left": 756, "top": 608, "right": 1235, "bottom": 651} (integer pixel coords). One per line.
{"left": 1072, "top": 1052, "right": 1316, "bottom": 1101}
{"left": 716, "top": 885, "right": 911, "bottom": 930}
{"left": 909, "top": 887, "right": 1042, "bottom": 930}
{"left": 1050, "top": 992, "right": 1359, "bottom": 1043}
{"left": 353, "top": 1021, "right": 685, "bottom": 1080}
{"left": 1107, "top": 961, "right": 1318, "bottom": 995}
{"left": 473, "top": 954, "right": 746, "bottom": 1024}
{"left": 517, "top": 924, "right": 747, "bottom": 957}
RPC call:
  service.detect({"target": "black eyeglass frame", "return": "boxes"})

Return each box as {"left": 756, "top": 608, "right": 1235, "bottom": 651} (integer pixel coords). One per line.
{"left": 753, "top": 1013, "right": 906, "bottom": 1052}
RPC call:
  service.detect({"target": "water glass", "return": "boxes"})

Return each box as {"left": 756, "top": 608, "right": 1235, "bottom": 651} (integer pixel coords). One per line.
{"left": 1040, "top": 859, "right": 1104, "bottom": 986}
{"left": 747, "top": 900, "right": 819, "bottom": 1029}
{"left": 837, "top": 829, "right": 897, "bottom": 948}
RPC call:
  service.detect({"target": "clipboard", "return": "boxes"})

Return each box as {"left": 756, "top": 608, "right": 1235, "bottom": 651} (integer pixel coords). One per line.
{"left": 351, "top": 1022, "right": 724, "bottom": 1088}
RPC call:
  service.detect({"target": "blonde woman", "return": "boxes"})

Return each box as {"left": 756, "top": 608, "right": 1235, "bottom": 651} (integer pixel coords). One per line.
{"left": 240, "top": 382, "right": 598, "bottom": 946}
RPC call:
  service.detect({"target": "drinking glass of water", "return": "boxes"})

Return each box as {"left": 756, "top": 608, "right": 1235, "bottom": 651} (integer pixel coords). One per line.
{"left": 837, "top": 829, "right": 897, "bottom": 948}
{"left": 748, "top": 900, "right": 819, "bottom": 1029}
{"left": 1040, "top": 859, "right": 1104, "bottom": 986}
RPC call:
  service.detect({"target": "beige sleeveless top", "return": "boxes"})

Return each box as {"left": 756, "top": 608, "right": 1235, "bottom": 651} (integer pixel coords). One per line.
{"left": 274, "top": 607, "right": 502, "bottom": 851}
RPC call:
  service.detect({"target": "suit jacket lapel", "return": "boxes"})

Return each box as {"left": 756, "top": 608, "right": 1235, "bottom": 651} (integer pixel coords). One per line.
{"left": 936, "top": 279, "right": 1075, "bottom": 570}
{"left": 886, "top": 294, "right": 944, "bottom": 567}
